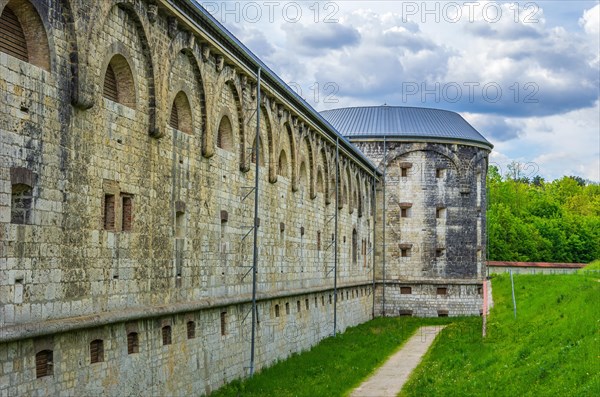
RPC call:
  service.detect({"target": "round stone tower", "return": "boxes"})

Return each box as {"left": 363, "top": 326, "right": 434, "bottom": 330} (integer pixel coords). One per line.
{"left": 321, "top": 106, "right": 493, "bottom": 317}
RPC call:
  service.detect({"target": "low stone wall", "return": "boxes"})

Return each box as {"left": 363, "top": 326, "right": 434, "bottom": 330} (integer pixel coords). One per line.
{"left": 375, "top": 281, "right": 483, "bottom": 317}
{"left": 0, "top": 286, "right": 373, "bottom": 396}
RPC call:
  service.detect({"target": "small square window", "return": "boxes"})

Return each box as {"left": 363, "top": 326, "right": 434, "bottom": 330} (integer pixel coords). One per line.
{"left": 436, "top": 249, "right": 445, "bottom": 258}
{"left": 436, "top": 208, "right": 446, "bottom": 219}
{"left": 436, "top": 168, "right": 446, "bottom": 178}
{"left": 437, "top": 310, "right": 449, "bottom": 317}
{"left": 437, "top": 287, "right": 448, "bottom": 295}
{"left": 401, "top": 168, "right": 408, "bottom": 177}
{"left": 399, "top": 309, "right": 413, "bottom": 317}
{"left": 401, "top": 248, "right": 411, "bottom": 257}
{"left": 400, "top": 287, "right": 412, "bottom": 294}
{"left": 401, "top": 208, "right": 408, "bottom": 218}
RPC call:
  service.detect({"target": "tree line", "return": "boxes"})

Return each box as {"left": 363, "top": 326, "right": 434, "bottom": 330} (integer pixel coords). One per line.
{"left": 486, "top": 164, "right": 600, "bottom": 263}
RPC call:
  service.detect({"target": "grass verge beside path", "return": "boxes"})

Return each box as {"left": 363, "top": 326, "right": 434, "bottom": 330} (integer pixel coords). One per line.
{"left": 210, "top": 317, "right": 454, "bottom": 397}
{"left": 400, "top": 273, "right": 600, "bottom": 397}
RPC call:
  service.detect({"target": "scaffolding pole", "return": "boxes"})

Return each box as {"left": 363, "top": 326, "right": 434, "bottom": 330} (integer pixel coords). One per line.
{"left": 333, "top": 137, "right": 339, "bottom": 336}
{"left": 382, "top": 137, "right": 387, "bottom": 316}
{"left": 371, "top": 176, "right": 376, "bottom": 319}
{"left": 249, "top": 68, "right": 261, "bottom": 377}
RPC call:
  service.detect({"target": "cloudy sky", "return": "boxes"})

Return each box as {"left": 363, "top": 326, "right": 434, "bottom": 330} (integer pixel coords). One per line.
{"left": 197, "top": 1, "right": 600, "bottom": 182}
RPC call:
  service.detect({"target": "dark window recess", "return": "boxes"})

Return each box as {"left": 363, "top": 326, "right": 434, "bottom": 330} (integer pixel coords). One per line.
{"left": 401, "top": 208, "right": 408, "bottom": 218}
{"left": 90, "top": 339, "right": 104, "bottom": 364}
{"left": 169, "top": 102, "right": 179, "bottom": 130}
{"left": 187, "top": 321, "right": 196, "bottom": 339}
{"left": 127, "top": 332, "right": 139, "bottom": 354}
{"left": 401, "top": 248, "right": 411, "bottom": 257}
{"left": 436, "top": 249, "right": 445, "bottom": 258}
{"left": 352, "top": 229, "right": 358, "bottom": 265}
{"left": 35, "top": 350, "right": 53, "bottom": 378}
{"left": 285, "top": 302, "right": 290, "bottom": 315}
{"left": 401, "top": 168, "right": 408, "bottom": 177}
{"left": 436, "top": 168, "right": 445, "bottom": 178}
{"left": 305, "top": 299, "right": 309, "bottom": 310}
{"left": 121, "top": 195, "right": 133, "bottom": 231}
{"left": 220, "top": 312, "right": 227, "bottom": 336}
{"left": 103, "top": 63, "right": 119, "bottom": 102}
{"left": 0, "top": 7, "right": 29, "bottom": 62}
{"left": 400, "top": 287, "right": 412, "bottom": 295}
{"left": 438, "top": 310, "right": 449, "bottom": 317}
{"left": 317, "top": 231, "right": 321, "bottom": 251}
{"left": 478, "top": 287, "right": 483, "bottom": 295}
{"left": 437, "top": 287, "right": 448, "bottom": 295}
{"left": 275, "top": 304, "right": 280, "bottom": 318}
{"left": 11, "top": 184, "right": 32, "bottom": 224}
{"left": 162, "top": 326, "right": 172, "bottom": 345}
{"left": 328, "top": 294, "right": 332, "bottom": 304}
{"left": 399, "top": 309, "right": 413, "bottom": 317}
{"left": 103, "top": 194, "right": 115, "bottom": 230}
{"left": 436, "top": 208, "right": 446, "bottom": 219}
{"left": 321, "top": 296, "right": 325, "bottom": 306}
{"left": 297, "top": 300, "right": 301, "bottom": 312}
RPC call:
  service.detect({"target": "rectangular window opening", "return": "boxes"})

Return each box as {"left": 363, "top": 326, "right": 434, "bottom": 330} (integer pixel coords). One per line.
{"left": 437, "top": 287, "right": 448, "bottom": 296}
{"left": 220, "top": 312, "right": 227, "bottom": 336}
{"left": 121, "top": 195, "right": 133, "bottom": 231}
{"left": 127, "top": 332, "right": 139, "bottom": 354}
{"left": 400, "top": 286, "right": 412, "bottom": 295}
{"left": 104, "top": 194, "right": 115, "bottom": 230}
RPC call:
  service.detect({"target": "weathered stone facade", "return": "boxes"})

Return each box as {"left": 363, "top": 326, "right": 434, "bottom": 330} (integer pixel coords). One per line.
{"left": 353, "top": 139, "right": 489, "bottom": 317}
{"left": 1, "top": 0, "right": 376, "bottom": 394}
{"left": 0, "top": 0, "right": 490, "bottom": 395}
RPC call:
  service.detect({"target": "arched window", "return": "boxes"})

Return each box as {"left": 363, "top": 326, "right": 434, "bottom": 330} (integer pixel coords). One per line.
{"left": 103, "top": 55, "right": 136, "bottom": 107}
{"left": 217, "top": 115, "right": 233, "bottom": 151}
{"left": 352, "top": 228, "right": 358, "bottom": 265}
{"left": 0, "top": 7, "right": 27, "bottom": 62}
{"left": 35, "top": 350, "right": 53, "bottom": 378}
{"left": 90, "top": 339, "right": 104, "bottom": 364}
{"left": 299, "top": 161, "right": 308, "bottom": 191}
{"left": 0, "top": 2, "right": 50, "bottom": 70}
{"left": 127, "top": 332, "right": 139, "bottom": 354}
{"left": 316, "top": 170, "right": 324, "bottom": 194}
{"left": 169, "top": 91, "right": 192, "bottom": 134}
{"left": 278, "top": 150, "right": 288, "bottom": 177}
{"left": 251, "top": 136, "right": 264, "bottom": 166}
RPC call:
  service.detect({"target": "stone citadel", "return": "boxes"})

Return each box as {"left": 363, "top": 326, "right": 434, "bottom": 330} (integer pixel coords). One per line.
{"left": 0, "top": 0, "right": 492, "bottom": 395}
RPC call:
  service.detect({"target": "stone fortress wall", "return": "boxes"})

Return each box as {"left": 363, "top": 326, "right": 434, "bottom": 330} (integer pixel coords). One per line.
{"left": 0, "top": 0, "right": 376, "bottom": 394}
{"left": 0, "top": 0, "right": 489, "bottom": 395}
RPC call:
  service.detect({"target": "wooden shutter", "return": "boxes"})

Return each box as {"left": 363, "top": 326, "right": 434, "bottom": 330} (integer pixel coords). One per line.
{"left": 35, "top": 350, "right": 52, "bottom": 378}
{"left": 103, "top": 64, "right": 119, "bottom": 102}
{"left": 0, "top": 7, "right": 28, "bottom": 62}
{"left": 169, "top": 103, "right": 179, "bottom": 130}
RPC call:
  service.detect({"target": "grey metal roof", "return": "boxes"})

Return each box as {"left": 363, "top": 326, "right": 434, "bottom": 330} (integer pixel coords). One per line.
{"left": 320, "top": 106, "right": 493, "bottom": 148}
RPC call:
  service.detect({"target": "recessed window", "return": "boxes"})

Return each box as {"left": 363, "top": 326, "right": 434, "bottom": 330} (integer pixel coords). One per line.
{"left": 35, "top": 350, "right": 53, "bottom": 378}
{"left": 217, "top": 116, "right": 234, "bottom": 151}
{"left": 162, "top": 326, "right": 172, "bottom": 345}
{"left": 127, "top": 332, "right": 139, "bottom": 354}
{"left": 90, "top": 339, "right": 104, "bottom": 364}
{"left": 104, "top": 194, "right": 115, "bottom": 230}
{"left": 478, "top": 287, "right": 483, "bottom": 295}
{"left": 285, "top": 303, "right": 290, "bottom": 315}
{"left": 103, "top": 55, "right": 136, "bottom": 107}
{"left": 436, "top": 248, "right": 445, "bottom": 258}
{"left": 305, "top": 299, "right": 309, "bottom": 310}
{"left": 352, "top": 229, "right": 358, "bottom": 265}
{"left": 328, "top": 294, "right": 332, "bottom": 304}
{"left": 437, "top": 287, "right": 448, "bottom": 296}
{"left": 436, "top": 168, "right": 446, "bottom": 179}
{"left": 401, "top": 167, "right": 408, "bottom": 177}
{"left": 401, "top": 248, "right": 411, "bottom": 257}
{"left": 317, "top": 231, "right": 321, "bottom": 251}
{"left": 437, "top": 310, "right": 449, "bottom": 317}
{"left": 220, "top": 312, "right": 227, "bottom": 336}
{"left": 187, "top": 321, "right": 196, "bottom": 339}
{"left": 436, "top": 207, "right": 446, "bottom": 219}
{"left": 11, "top": 184, "right": 33, "bottom": 224}
{"left": 400, "top": 287, "right": 412, "bottom": 295}
{"left": 275, "top": 304, "right": 280, "bottom": 318}
{"left": 121, "top": 195, "right": 133, "bottom": 231}
{"left": 0, "top": 4, "right": 50, "bottom": 70}
{"left": 321, "top": 296, "right": 325, "bottom": 306}
{"left": 175, "top": 210, "right": 185, "bottom": 238}
{"left": 297, "top": 300, "right": 301, "bottom": 312}
{"left": 278, "top": 150, "right": 288, "bottom": 177}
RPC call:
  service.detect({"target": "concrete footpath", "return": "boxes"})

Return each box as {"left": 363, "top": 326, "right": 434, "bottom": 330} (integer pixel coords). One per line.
{"left": 350, "top": 325, "right": 446, "bottom": 397}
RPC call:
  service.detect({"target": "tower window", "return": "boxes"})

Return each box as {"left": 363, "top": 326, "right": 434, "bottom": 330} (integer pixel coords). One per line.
{"left": 127, "top": 332, "right": 139, "bottom": 354}
{"left": 103, "top": 194, "right": 115, "bottom": 230}
{"left": 275, "top": 304, "right": 280, "bottom": 317}
{"left": 35, "top": 350, "right": 53, "bottom": 378}
{"left": 121, "top": 195, "right": 133, "bottom": 231}
{"left": 436, "top": 248, "right": 445, "bottom": 258}
{"left": 220, "top": 312, "right": 227, "bottom": 336}
{"left": 437, "top": 287, "right": 448, "bottom": 296}
{"left": 187, "top": 321, "right": 196, "bottom": 339}
{"left": 11, "top": 184, "right": 33, "bottom": 224}
{"left": 90, "top": 339, "right": 104, "bottom": 364}
{"left": 162, "top": 326, "right": 172, "bottom": 345}
{"left": 401, "top": 287, "right": 412, "bottom": 295}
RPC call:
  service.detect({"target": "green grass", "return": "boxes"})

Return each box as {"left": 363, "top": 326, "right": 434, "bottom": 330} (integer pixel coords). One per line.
{"left": 580, "top": 259, "right": 600, "bottom": 272}
{"left": 210, "top": 316, "right": 454, "bottom": 397}
{"left": 401, "top": 273, "right": 600, "bottom": 397}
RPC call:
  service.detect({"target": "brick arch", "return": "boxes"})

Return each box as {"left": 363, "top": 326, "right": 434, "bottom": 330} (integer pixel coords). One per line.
{"left": 165, "top": 44, "right": 207, "bottom": 145}
{"left": 214, "top": 103, "right": 239, "bottom": 157}
{"left": 168, "top": 90, "right": 193, "bottom": 134}
{"left": 0, "top": 0, "right": 51, "bottom": 71}
{"left": 91, "top": 2, "right": 158, "bottom": 137}
{"left": 300, "top": 134, "right": 316, "bottom": 199}
{"left": 279, "top": 122, "right": 297, "bottom": 190}
{"left": 100, "top": 48, "right": 137, "bottom": 108}
{"left": 210, "top": 73, "right": 244, "bottom": 165}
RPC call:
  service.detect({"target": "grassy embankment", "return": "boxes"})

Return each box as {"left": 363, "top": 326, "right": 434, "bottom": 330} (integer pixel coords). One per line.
{"left": 401, "top": 270, "right": 599, "bottom": 396}
{"left": 211, "top": 264, "right": 599, "bottom": 396}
